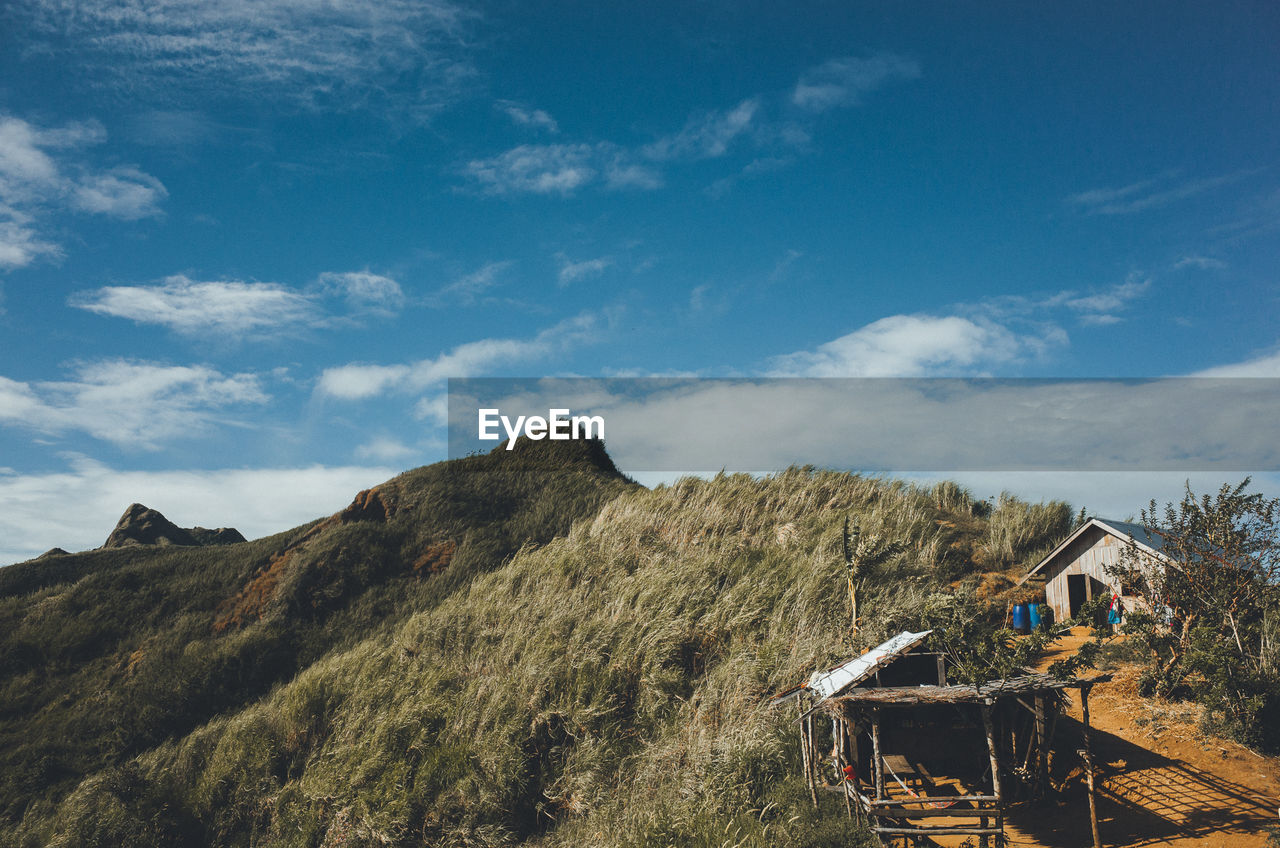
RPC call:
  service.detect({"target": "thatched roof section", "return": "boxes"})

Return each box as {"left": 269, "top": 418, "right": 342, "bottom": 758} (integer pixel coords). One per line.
{"left": 827, "top": 672, "right": 1112, "bottom": 706}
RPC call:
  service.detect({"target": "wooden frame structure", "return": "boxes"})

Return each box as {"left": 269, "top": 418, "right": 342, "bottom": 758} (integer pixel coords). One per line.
{"left": 796, "top": 673, "right": 1110, "bottom": 847}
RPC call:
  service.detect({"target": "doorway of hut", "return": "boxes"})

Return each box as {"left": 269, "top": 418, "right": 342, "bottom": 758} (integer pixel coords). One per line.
{"left": 1066, "top": 574, "right": 1111, "bottom": 622}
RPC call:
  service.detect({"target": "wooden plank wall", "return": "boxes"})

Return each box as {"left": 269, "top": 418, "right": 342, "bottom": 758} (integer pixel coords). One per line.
{"left": 1043, "top": 529, "right": 1131, "bottom": 622}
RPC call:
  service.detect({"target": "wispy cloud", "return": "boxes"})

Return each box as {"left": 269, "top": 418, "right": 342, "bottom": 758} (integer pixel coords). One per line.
{"left": 983, "top": 273, "right": 1153, "bottom": 329}
{"left": 316, "top": 312, "right": 604, "bottom": 407}
{"left": 431, "top": 260, "right": 515, "bottom": 305}
{"left": 464, "top": 143, "right": 602, "bottom": 195}
{"left": 557, "top": 255, "right": 613, "bottom": 286}
{"left": 0, "top": 359, "right": 267, "bottom": 447}
{"left": 70, "top": 271, "right": 405, "bottom": 335}
{"left": 1061, "top": 273, "right": 1151, "bottom": 325}
{"left": 14, "top": 0, "right": 478, "bottom": 119}
{"left": 1174, "top": 255, "right": 1227, "bottom": 271}
{"left": 1068, "top": 172, "right": 1244, "bottom": 215}
{"left": 642, "top": 99, "right": 759, "bottom": 160}
{"left": 791, "top": 54, "right": 922, "bottom": 112}
{"left": 317, "top": 271, "right": 405, "bottom": 316}
{"left": 464, "top": 54, "right": 917, "bottom": 197}
{"left": 0, "top": 114, "right": 166, "bottom": 269}
{"left": 70, "top": 166, "right": 169, "bottom": 219}
{"left": 497, "top": 100, "right": 559, "bottom": 133}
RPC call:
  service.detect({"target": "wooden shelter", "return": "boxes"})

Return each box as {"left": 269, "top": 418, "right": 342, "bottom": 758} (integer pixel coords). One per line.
{"left": 779, "top": 632, "right": 1111, "bottom": 847}
{"left": 1017, "top": 517, "right": 1170, "bottom": 624}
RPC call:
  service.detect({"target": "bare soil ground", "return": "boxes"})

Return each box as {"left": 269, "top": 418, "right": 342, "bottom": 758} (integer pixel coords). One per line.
{"left": 999, "top": 627, "right": 1280, "bottom": 848}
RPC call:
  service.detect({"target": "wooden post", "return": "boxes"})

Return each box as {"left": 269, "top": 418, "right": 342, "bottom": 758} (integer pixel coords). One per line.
{"left": 1034, "top": 694, "right": 1047, "bottom": 799}
{"left": 1082, "top": 686, "right": 1102, "bottom": 848}
{"left": 804, "top": 713, "right": 819, "bottom": 807}
{"left": 799, "top": 698, "right": 817, "bottom": 807}
{"left": 871, "top": 707, "right": 884, "bottom": 801}
{"left": 936, "top": 653, "right": 947, "bottom": 686}
{"left": 837, "top": 716, "right": 853, "bottom": 820}
{"left": 981, "top": 702, "right": 1004, "bottom": 848}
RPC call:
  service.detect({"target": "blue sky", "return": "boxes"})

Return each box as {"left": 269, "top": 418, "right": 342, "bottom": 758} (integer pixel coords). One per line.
{"left": 1, "top": 1, "right": 1279, "bottom": 562}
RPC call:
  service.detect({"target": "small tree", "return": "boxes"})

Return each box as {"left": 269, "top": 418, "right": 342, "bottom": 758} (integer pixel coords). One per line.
{"left": 1108, "top": 478, "right": 1280, "bottom": 749}
{"left": 841, "top": 519, "right": 904, "bottom": 635}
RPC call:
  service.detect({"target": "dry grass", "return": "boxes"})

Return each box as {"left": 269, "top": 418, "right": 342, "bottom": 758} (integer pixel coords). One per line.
{"left": 11, "top": 464, "right": 1074, "bottom": 848}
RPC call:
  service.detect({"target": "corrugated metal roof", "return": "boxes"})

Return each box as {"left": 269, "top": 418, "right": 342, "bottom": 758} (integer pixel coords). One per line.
{"left": 804, "top": 630, "right": 933, "bottom": 703}
{"left": 1094, "top": 518, "right": 1170, "bottom": 556}
{"left": 770, "top": 629, "right": 934, "bottom": 706}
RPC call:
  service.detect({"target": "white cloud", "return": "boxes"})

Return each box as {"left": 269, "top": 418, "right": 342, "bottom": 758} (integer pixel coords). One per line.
{"left": 497, "top": 100, "right": 558, "bottom": 133}
{"left": 354, "top": 436, "right": 420, "bottom": 462}
{"left": 316, "top": 312, "right": 603, "bottom": 400}
{"left": 1192, "top": 350, "right": 1280, "bottom": 377}
{"left": 0, "top": 114, "right": 167, "bottom": 269}
{"left": 0, "top": 459, "right": 399, "bottom": 565}
{"left": 0, "top": 359, "right": 268, "bottom": 447}
{"left": 791, "top": 54, "right": 922, "bottom": 112}
{"left": 71, "top": 276, "right": 320, "bottom": 334}
{"left": 16, "top": 0, "right": 476, "bottom": 119}
{"left": 71, "top": 271, "right": 405, "bottom": 334}
{"left": 1068, "top": 173, "right": 1243, "bottom": 215}
{"left": 769, "top": 273, "right": 1152, "bottom": 379}
{"left": 557, "top": 256, "right": 612, "bottom": 286}
{"left": 313, "top": 363, "right": 413, "bottom": 400}
{"left": 769, "top": 314, "right": 1043, "bottom": 377}
{"left": 0, "top": 208, "right": 59, "bottom": 269}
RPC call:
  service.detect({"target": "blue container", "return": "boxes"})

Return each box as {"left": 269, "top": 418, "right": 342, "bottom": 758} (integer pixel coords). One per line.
{"left": 1011, "top": 603, "right": 1030, "bottom": 634}
{"left": 1028, "top": 603, "right": 1043, "bottom": 631}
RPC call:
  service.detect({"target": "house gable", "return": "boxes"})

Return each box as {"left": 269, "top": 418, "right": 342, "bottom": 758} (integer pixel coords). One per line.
{"left": 1021, "top": 518, "right": 1168, "bottom": 623}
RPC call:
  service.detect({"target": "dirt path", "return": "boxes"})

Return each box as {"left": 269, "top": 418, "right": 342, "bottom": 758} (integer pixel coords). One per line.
{"left": 1001, "top": 628, "right": 1280, "bottom": 847}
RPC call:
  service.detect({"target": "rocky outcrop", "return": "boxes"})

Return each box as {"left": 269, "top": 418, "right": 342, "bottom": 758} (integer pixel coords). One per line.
{"left": 102, "top": 504, "right": 244, "bottom": 549}
{"left": 188, "top": 526, "right": 247, "bottom": 545}
{"left": 339, "top": 488, "right": 394, "bottom": 523}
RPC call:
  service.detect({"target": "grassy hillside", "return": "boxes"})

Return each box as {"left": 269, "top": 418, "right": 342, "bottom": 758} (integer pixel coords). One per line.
{"left": 2, "top": 451, "right": 1074, "bottom": 847}
{"left": 0, "top": 439, "right": 636, "bottom": 836}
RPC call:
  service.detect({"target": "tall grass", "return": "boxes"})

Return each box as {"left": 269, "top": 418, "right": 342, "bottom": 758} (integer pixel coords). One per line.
{"left": 0, "top": 440, "right": 634, "bottom": 837}
{"left": 9, "top": 462, "right": 1073, "bottom": 847}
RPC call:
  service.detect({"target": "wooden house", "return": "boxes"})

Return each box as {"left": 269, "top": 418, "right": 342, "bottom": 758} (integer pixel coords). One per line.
{"left": 1017, "top": 518, "right": 1170, "bottom": 625}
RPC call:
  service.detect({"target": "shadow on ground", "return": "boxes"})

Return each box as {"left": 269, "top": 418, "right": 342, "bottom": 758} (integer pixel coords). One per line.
{"left": 1007, "top": 718, "right": 1276, "bottom": 847}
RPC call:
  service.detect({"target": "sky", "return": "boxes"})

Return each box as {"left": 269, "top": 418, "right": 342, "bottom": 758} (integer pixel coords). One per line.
{"left": 1, "top": 0, "right": 1279, "bottom": 563}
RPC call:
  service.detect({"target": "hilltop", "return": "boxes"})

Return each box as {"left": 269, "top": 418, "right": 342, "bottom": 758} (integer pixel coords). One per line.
{"left": 9, "top": 441, "right": 1248, "bottom": 848}
{"left": 0, "top": 438, "right": 635, "bottom": 840}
